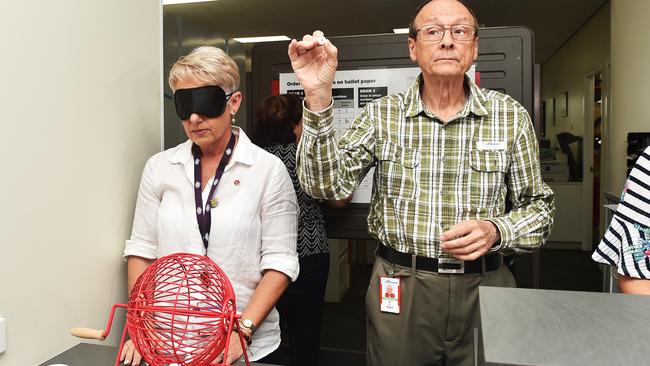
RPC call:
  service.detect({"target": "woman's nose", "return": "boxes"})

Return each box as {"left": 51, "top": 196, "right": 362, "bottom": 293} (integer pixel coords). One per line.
{"left": 188, "top": 113, "right": 202, "bottom": 123}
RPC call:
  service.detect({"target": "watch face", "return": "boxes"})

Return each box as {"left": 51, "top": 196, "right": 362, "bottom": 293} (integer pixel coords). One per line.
{"left": 243, "top": 319, "right": 253, "bottom": 327}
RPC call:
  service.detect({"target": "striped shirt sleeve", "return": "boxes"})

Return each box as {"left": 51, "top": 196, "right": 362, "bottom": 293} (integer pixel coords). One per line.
{"left": 592, "top": 147, "right": 650, "bottom": 279}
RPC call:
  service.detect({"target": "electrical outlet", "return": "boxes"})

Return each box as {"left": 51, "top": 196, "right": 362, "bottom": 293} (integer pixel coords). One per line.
{"left": 0, "top": 317, "right": 5, "bottom": 354}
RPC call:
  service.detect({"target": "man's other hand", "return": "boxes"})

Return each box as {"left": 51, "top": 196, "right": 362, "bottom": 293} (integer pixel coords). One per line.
{"left": 440, "top": 220, "right": 500, "bottom": 260}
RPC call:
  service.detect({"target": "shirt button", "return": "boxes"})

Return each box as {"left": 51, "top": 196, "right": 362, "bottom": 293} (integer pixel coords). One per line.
{"left": 440, "top": 191, "right": 446, "bottom": 197}
{"left": 441, "top": 156, "right": 446, "bottom": 163}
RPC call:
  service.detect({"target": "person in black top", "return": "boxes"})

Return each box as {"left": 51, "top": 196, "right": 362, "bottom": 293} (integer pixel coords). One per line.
{"left": 254, "top": 94, "right": 349, "bottom": 365}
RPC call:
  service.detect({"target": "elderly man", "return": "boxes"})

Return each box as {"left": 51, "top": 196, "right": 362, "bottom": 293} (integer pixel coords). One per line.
{"left": 288, "top": 0, "right": 554, "bottom": 364}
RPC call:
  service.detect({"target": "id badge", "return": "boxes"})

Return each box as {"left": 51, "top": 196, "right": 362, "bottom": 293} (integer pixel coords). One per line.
{"left": 379, "top": 276, "right": 400, "bottom": 314}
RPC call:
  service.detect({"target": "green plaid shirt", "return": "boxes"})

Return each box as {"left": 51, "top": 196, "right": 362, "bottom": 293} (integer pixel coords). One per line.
{"left": 297, "top": 75, "right": 554, "bottom": 257}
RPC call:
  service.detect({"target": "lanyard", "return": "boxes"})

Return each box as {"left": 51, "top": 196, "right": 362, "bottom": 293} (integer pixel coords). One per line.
{"left": 192, "top": 133, "right": 236, "bottom": 249}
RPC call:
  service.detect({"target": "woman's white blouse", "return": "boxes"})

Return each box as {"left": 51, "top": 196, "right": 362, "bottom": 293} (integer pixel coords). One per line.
{"left": 593, "top": 147, "right": 650, "bottom": 279}
{"left": 124, "top": 127, "right": 299, "bottom": 360}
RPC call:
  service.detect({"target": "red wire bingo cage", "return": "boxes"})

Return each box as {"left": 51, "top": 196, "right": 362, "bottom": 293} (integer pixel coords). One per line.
{"left": 71, "top": 253, "right": 251, "bottom": 366}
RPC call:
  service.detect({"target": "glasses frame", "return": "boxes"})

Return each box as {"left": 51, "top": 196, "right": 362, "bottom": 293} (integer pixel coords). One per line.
{"left": 415, "top": 24, "right": 478, "bottom": 43}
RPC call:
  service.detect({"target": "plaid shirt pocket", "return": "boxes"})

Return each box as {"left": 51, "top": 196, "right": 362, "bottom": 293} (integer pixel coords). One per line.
{"left": 375, "top": 140, "right": 420, "bottom": 201}
{"left": 468, "top": 149, "right": 509, "bottom": 208}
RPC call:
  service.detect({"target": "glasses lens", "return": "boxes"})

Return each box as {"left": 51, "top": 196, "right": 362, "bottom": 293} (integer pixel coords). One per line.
{"left": 418, "top": 24, "right": 475, "bottom": 42}
{"left": 451, "top": 25, "right": 475, "bottom": 40}
{"left": 420, "top": 25, "right": 444, "bottom": 41}
{"left": 173, "top": 85, "right": 228, "bottom": 120}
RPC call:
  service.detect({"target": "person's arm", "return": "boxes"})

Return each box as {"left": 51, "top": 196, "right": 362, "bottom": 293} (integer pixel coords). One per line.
{"left": 119, "top": 256, "right": 155, "bottom": 366}
{"left": 121, "top": 157, "right": 160, "bottom": 365}
{"left": 127, "top": 256, "right": 155, "bottom": 294}
{"left": 296, "top": 102, "right": 376, "bottom": 200}
{"left": 288, "top": 30, "right": 337, "bottom": 111}
{"left": 486, "top": 109, "right": 555, "bottom": 253}
{"left": 239, "top": 270, "right": 290, "bottom": 325}
{"left": 289, "top": 31, "right": 375, "bottom": 201}
{"left": 218, "top": 271, "right": 289, "bottom": 364}
{"left": 124, "top": 157, "right": 160, "bottom": 261}
{"left": 618, "top": 275, "right": 650, "bottom": 295}
{"left": 220, "top": 159, "right": 299, "bottom": 364}
{"left": 441, "top": 110, "right": 554, "bottom": 259}
{"left": 220, "top": 270, "right": 290, "bottom": 364}
{"left": 593, "top": 148, "right": 650, "bottom": 289}
{"left": 326, "top": 195, "right": 353, "bottom": 208}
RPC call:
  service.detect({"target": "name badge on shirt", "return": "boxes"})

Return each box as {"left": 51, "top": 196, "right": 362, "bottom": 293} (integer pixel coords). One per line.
{"left": 477, "top": 140, "right": 507, "bottom": 151}
{"left": 380, "top": 276, "right": 400, "bottom": 314}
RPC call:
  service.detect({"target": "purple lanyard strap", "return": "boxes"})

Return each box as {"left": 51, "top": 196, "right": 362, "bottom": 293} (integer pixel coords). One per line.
{"left": 192, "top": 133, "right": 237, "bottom": 249}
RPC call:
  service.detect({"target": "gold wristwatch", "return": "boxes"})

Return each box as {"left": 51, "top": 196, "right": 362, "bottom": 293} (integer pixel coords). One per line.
{"left": 237, "top": 318, "right": 256, "bottom": 345}
{"left": 239, "top": 318, "right": 257, "bottom": 334}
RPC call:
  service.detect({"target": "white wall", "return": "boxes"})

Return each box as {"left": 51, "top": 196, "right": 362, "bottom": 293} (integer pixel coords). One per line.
{"left": 541, "top": 3, "right": 610, "bottom": 146}
{"left": 539, "top": 3, "right": 610, "bottom": 249}
{"left": 0, "top": 1, "right": 161, "bottom": 365}
{"left": 609, "top": 0, "right": 650, "bottom": 193}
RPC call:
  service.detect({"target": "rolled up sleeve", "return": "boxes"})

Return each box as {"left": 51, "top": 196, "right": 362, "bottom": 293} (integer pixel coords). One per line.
{"left": 123, "top": 157, "right": 160, "bottom": 260}
{"left": 259, "top": 160, "right": 300, "bottom": 281}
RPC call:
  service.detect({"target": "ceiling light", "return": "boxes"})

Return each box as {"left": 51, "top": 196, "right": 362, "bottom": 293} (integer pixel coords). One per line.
{"left": 393, "top": 28, "right": 409, "bottom": 34}
{"left": 163, "top": 0, "right": 218, "bottom": 5}
{"left": 233, "top": 36, "right": 291, "bottom": 43}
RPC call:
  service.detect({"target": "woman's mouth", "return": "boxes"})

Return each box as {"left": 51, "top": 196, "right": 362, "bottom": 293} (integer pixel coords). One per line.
{"left": 192, "top": 129, "right": 210, "bottom": 136}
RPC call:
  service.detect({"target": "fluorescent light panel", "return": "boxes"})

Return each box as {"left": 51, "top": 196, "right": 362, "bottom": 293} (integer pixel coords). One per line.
{"left": 393, "top": 28, "right": 409, "bottom": 34}
{"left": 163, "top": 0, "right": 217, "bottom": 5}
{"left": 233, "top": 35, "right": 291, "bottom": 43}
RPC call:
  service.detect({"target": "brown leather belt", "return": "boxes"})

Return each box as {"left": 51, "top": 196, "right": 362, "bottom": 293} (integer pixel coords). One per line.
{"left": 377, "top": 245, "right": 503, "bottom": 274}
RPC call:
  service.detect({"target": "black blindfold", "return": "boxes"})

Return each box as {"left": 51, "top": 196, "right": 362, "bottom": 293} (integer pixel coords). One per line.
{"left": 173, "top": 85, "right": 234, "bottom": 120}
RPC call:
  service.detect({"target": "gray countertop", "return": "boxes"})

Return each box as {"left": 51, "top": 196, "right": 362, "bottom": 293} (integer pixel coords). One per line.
{"left": 479, "top": 286, "right": 649, "bottom": 366}
{"left": 40, "top": 343, "right": 278, "bottom": 366}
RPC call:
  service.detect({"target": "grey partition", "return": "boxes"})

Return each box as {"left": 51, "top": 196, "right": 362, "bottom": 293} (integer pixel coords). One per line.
{"left": 41, "top": 343, "right": 280, "bottom": 366}
{"left": 250, "top": 27, "right": 537, "bottom": 286}
{"left": 480, "top": 287, "right": 650, "bottom": 366}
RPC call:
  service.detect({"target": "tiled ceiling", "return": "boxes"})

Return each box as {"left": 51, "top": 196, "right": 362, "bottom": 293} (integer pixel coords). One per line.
{"left": 165, "top": 0, "right": 609, "bottom": 64}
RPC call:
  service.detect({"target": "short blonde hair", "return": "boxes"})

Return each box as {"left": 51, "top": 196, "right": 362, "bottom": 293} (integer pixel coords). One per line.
{"left": 168, "top": 46, "right": 240, "bottom": 93}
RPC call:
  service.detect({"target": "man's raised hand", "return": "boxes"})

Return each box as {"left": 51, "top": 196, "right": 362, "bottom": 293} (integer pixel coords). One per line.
{"left": 288, "top": 30, "right": 338, "bottom": 110}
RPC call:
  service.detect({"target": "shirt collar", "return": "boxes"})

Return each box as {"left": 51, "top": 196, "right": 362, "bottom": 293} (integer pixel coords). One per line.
{"left": 168, "top": 126, "right": 255, "bottom": 167}
{"left": 404, "top": 73, "right": 489, "bottom": 118}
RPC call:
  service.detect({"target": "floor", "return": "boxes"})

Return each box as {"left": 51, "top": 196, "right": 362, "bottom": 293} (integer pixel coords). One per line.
{"left": 263, "top": 248, "right": 604, "bottom": 365}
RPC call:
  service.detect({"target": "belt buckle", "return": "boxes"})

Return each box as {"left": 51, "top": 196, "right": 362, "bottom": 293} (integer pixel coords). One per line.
{"left": 438, "top": 258, "right": 465, "bottom": 274}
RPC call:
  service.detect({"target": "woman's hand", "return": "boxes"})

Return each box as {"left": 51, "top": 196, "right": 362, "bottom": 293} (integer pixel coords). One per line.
{"left": 288, "top": 30, "right": 338, "bottom": 111}
{"left": 215, "top": 331, "right": 247, "bottom": 365}
{"left": 215, "top": 269, "right": 289, "bottom": 364}
{"left": 119, "top": 339, "right": 143, "bottom": 365}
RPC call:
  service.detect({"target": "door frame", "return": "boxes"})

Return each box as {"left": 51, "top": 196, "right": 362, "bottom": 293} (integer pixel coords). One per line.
{"left": 582, "top": 65, "right": 609, "bottom": 250}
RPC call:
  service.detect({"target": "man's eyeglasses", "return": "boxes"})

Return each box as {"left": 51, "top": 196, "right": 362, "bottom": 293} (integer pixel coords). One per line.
{"left": 415, "top": 24, "right": 477, "bottom": 42}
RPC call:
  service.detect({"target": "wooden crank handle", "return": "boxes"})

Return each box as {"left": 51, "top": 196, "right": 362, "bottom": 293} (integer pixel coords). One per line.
{"left": 70, "top": 327, "right": 106, "bottom": 340}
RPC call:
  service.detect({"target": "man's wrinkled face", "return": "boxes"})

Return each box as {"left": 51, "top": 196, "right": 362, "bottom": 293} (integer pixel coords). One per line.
{"left": 408, "top": 0, "right": 478, "bottom": 80}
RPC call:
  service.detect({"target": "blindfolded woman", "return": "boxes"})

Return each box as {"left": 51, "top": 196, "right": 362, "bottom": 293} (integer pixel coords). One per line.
{"left": 122, "top": 46, "right": 299, "bottom": 365}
